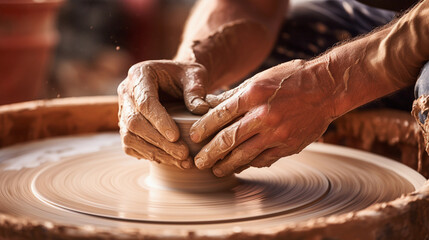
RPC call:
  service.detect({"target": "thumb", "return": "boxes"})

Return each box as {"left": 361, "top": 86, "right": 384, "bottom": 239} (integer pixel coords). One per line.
{"left": 182, "top": 65, "right": 210, "bottom": 114}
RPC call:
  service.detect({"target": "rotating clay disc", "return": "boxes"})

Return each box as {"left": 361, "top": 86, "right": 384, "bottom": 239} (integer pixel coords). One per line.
{"left": 0, "top": 132, "right": 425, "bottom": 237}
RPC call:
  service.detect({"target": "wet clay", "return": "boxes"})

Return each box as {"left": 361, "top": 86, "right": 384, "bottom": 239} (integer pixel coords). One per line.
{"left": 0, "top": 132, "right": 425, "bottom": 239}
{"left": 0, "top": 97, "right": 429, "bottom": 240}
{"left": 150, "top": 104, "right": 238, "bottom": 192}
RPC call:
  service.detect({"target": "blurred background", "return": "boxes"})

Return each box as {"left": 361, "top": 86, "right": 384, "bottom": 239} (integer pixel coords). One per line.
{"left": 0, "top": 0, "right": 196, "bottom": 105}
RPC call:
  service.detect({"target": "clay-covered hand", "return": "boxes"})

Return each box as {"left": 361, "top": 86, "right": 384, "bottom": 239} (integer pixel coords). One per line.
{"left": 118, "top": 60, "right": 210, "bottom": 169}
{"left": 190, "top": 60, "right": 336, "bottom": 177}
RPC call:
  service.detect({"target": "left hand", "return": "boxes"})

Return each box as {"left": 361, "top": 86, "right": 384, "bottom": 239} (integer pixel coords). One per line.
{"left": 190, "top": 59, "right": 336, "bottom": 177}
{"left": 117, "top": 60, "right": 210, "bottom": 169}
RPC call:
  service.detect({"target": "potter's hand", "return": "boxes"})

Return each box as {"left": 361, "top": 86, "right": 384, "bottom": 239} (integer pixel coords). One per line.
{"left": 190, "top": 60, "right": 335, "bottom": 177}
{"left": 118, "top": 60, "right": 210, "bottom": 169}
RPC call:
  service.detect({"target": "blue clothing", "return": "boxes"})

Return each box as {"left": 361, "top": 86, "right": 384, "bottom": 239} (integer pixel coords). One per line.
{"left": 414, "top": 62, "right": 429, "bottom": 123}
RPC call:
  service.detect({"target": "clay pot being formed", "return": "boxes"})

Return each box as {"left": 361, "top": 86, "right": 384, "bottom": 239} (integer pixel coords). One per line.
{"left": 0, "top": 0, "right": 63, "bottom": 105}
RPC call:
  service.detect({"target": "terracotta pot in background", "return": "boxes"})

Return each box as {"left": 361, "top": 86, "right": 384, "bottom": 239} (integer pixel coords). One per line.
{"left": 0, "top": 0, "right": 64, "bottom": 105}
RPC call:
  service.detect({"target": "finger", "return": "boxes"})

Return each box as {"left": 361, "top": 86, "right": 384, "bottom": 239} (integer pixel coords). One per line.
{"left": 212, "top": 135, "right": 268, "bottom": 177}
{"left": 123, "top": 147, "right": 144, "bottom": 159}
{"left": 122, "top": 130, "right": 191, "bottom": 169}
{"left": 194, "top": 114, "right": 261, "bottom": 169}
{"left": 190, "top": 90, "right": 248, "bottom": 143}
{"left": 128, "top": 115, "right": 189, "bottom": 160}
{"left": 121, "top": 94, "right": 189, "bottom": 160}
{"left": 250, "top": 146, "right": 294, "bottom": 168}
{"left": 182, "top": 66, "right": 210, "bottom": 114}
{"left": 131, "top": 65, "right": 180, "bottom": 142}
{"left": 206, "top": 80, "right": 252, "bottom": 107}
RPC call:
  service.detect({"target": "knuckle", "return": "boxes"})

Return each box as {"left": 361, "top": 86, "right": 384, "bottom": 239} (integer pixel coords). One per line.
{"left": 128, "top": 62, "right": 145, "bottom": 76}
{"left": 137, "top": 95, "right": 157, "bottom": 114}
{"left": 216, "top": 128, "right": 237, "bottom": 152}
{"left": 205, "top": 94, "right": 220, "bottom": 107}
{"left": 229, "top": 151, "right": 247, "bottom": 166}
{"left": 123, "top": 147, "right": 134, "bottom": 156}
{"left": 185, "top": 81, "right": 205, "bottom": 94}
{"left": 246, "top": 82, "right": 263, "bottom": 100}
{"left": 274, "top": 128, "right": 291, "bottom": 143}
{"left": 137, "top": 147, "right": 158, "bottom": 162}
{"left": 210, "top": 107, "right": 229, "bottom": 120}
{"left": 255, "top": 104, "right": 269, "bottom": 118}
{"left": 245, "top": 82, "right": 272, "bottom": 105}
{"left": 127, "top": 64, "right": 139, "bottom": 76}
{"left": 175, "top": 143, "right": 189, "bottom": 159}
{"left": 148, "top": 152, "right": 162, "bottom": 163}
{"left": 122, "top": 132, "right": 134, "bottom": 146}
{"left": 128, "top": 61, "right": 157, "bottom": 78}
{"left": 265, "top": 112, "right": 283, "bottom": 127}
{"left": 252, "top": 105, "right": 282, "bottom": 129}
{"left": 187, "top": 65, "right": 208, "bottom": 82}
{"left": 126, "top": 113, "right": 141, "bottom": 132}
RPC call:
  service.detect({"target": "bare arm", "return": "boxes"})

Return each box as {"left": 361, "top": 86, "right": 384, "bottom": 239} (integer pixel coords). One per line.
{"left": 174, "top": 0, "right": 287, "bottom": 91}
{"left": 328, "top": 0, "right": 429, "bottom": 117}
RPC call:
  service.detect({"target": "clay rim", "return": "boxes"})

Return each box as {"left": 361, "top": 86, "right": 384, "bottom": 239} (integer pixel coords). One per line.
{"left": 166, "top": 103, "right": 201, "bottom": 123}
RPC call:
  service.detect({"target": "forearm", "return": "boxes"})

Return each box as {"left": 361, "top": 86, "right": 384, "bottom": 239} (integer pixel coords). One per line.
{"left": 174, "top": 0, "right": 287, "bottom": 91}
{"left": 315, "top": 0, "right": 429, "bottom": 118}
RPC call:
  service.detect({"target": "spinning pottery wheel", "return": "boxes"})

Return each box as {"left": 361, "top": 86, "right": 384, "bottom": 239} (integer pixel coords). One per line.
{"left": 0, "top": 96, "right": 428, "bottom": 240}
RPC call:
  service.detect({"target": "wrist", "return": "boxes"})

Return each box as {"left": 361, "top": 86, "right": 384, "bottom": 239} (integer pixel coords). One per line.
{"left": 291, "top": 58, "right": 340, "bottom": 121}
{"left": 175, "top": 19, "right": 274, "bottom": 91}
{"left": 173, "top": 44, "right": 215, "bottom": 88}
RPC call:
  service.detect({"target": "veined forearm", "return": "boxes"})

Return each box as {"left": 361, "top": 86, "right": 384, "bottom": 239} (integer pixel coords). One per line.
{"left": 174, "top": 0, "right": 287, "bottom": 91}
{"left": 316, "top": 0, "right": 429, "bottom": 117}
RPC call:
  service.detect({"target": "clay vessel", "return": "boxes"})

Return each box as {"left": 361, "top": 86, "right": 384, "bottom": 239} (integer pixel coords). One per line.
{"left": 0, "top": 0, "right": 64, "bottom": 105}
{"left": 148, "top": 104, "right": 238, "bottom": 193}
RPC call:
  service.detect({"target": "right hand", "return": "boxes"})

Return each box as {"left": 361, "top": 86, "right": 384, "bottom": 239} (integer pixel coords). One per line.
{"left": 118, "top": 60, "right": 210, "bottom": 169}
{"left": 190, "top": 59, "right": 336, "bottom": 177}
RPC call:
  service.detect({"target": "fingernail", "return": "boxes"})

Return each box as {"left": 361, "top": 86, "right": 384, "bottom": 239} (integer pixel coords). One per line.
{"left": 195, "top": 157, "right": 204, "bottom": 168}
{"left": 192, "top": 98, "right": 206, "bottom": 107}
{"left": 173, "top": 148, "right": 188, "bottom": 160}
{"left": 181, "top": 161, "right": 191, "bottom": 169}
{"left": 205, "top": 94, "right": 217, "bottom": 106}
{"left": 165, "top": 130, "right": 175, "bottom": 141}
{"left": 213, "top": 168, "right": 224, "bottom": 177}
{"left": 190, "top": 132, "right": 200, "bottom": 143}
